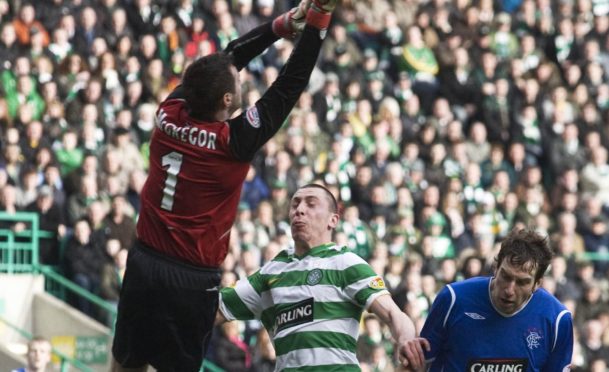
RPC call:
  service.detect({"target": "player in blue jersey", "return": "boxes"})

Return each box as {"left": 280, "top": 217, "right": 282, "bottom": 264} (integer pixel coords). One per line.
{"left": 404, "top": 228, "right": 574, "bottom": 371}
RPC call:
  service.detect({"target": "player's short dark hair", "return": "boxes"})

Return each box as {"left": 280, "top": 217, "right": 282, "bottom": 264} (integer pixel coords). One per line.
{"left": 300, "top": 183, "right": 339, "bottom": 214}
{"left": 182, "top": 53, "right": 236, "bottom": 120}
{"left": 495, "top": 228, "right": 553, "bottom": 282}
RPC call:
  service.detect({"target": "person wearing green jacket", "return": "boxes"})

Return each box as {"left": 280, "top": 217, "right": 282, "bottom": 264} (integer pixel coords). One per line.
{"left": 398, "top": 25, "right": 439, "bottom": 113}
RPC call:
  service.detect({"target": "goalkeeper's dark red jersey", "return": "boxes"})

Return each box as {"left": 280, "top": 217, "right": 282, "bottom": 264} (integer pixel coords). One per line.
{"left": 137, "top": 97, "right": 250, "bottom": 267}
{"left": 136, "top": 23, "right": 324, "bottom": 267}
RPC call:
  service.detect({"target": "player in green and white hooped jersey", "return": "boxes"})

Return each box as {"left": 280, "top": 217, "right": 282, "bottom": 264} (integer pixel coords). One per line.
{"left": 216, "top": 184, "right": 426, "bottom": 371}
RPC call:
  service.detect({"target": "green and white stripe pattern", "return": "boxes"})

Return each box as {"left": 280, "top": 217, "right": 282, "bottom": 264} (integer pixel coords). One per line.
{"left": 219, "top": 243, "right": 390, "bottom": 371}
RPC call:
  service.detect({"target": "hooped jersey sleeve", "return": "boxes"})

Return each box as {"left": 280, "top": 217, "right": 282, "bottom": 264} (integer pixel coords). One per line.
{"left": 220, "top": 269, "right": 268, "bottom": 321}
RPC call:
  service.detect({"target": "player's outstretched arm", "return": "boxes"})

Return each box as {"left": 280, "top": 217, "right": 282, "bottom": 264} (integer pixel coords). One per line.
{"left": 228, "top": 0, "right": 338, "bottom": 161}
{"left": 368, "top": 294, "right": 429, "bottom": 370}
{"left": 225, "top": 0, "right": 311, "bottom": 70}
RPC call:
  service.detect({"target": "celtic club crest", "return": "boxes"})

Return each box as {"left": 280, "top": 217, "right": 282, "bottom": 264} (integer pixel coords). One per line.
{"left": 306, "top": 269, "right": 323, "bottom": 285}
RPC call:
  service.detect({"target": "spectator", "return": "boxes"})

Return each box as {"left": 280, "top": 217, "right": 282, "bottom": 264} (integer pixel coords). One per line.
{"left": 99, "top": 243, "right": 127, "bottom": 322}
{"left": 0, "top": 23, "right": 19, "bottom": 69}
{"left": 11, "top": 336, "right": 52, "bottom": 372}
{"left": 73, "top": 6, "right": 102, "bottom": 57}
{"left": 124, "top": 0, "right": 161, "bottom": 36}
{"left": 65, "top": 78, "right": 104, "bottom": 126}
{"left": 582, "top": 216, "right": 609, "bottom": 275}
{"left": 65, "top": 175, "right": 105, "bottom": 227}
{"left": 549, "top": 122, "right": 588, "bottom": 179}
{"left": 41, "top": 163, "right": 65, "bottom": 208}
{"left": 580, "top": 146, "right": 609, "bottom": 203}
{"left": 53, "top": 130, "right": 83, "bottom": 178}
{"left": 184, "top": 16, "right": 216, "bottom": 59}
{"left": 104, "top": 8, "right": 133, "bottom": 50}
{"left": 250, "top": 328, "right": 275, "bottom": 372}
{"left": 12, "top": 3, "right": 50, "bottom": 47}
{"left": 0, "top": 183, "right": 19, "bottom": 216}
{"left": 103, "top": 194, "right": 136, "bottom": 251}
{"left": 580, "top": 318, "right": 609, "bottom": 369}
{"left": 213, "top": 321, "right": 251, "bottom": 370}
{"left": 63, "top": 218, "right": 105, "bottom": 316}
{"left": 357, "top": 314, "right": 393, "bottom": 365}
{"left": 240, "top": 165, "right": 270, "bottom": 210}
{"left": 233, "top": 0, "right": 260, "bottom": 37}
{"left": 548, "top": 255, "right": 581, "bottom": 302}
{"left": 24, "top": 185, "right": 65, "bottom": 265}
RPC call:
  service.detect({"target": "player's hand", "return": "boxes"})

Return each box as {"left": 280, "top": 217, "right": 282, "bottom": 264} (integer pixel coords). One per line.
{"left": 272, "top": 0, "right": 310, "bottom": 39}
{"left": 311, "top": 0, "right": 338, "bottom": 13}
{"left": 306, "top": 0, "right": 338, "bottom": 30}
{"left": 290, "top": 0, "right": 310, "bottom": 32}
{"left": 396, "top": 337, "right": 430, "bottom": 371}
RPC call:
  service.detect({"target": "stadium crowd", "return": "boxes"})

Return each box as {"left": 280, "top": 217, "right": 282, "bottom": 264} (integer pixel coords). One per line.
{"left": 1, "top": 0, "right": 609, "bottom": 370}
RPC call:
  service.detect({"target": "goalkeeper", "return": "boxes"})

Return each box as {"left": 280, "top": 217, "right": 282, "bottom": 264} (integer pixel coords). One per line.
{"left": 111, "top": 1, "right": 337, "bottom": 371}
{"left": 217, "top": 184, "right": 426, "bottom": 371}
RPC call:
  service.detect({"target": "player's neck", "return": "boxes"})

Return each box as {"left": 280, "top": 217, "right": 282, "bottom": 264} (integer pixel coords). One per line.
{"left": 294, "top": 239, "right": 330, "bottom": 257}
{"left": 213, "top": 109, "right": 229, "bottom": 122}
{"left": 294, "top": 244, "right": 311, "bottom": 257}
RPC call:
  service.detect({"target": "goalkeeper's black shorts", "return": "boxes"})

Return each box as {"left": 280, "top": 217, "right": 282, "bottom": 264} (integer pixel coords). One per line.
{"left": 112, "top": 240, "right": 221, "bottom": 372}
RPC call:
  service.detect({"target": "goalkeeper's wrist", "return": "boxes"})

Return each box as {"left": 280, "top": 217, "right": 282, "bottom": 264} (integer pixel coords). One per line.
{"left": 272, "top": 12, "right": 295, "bottom": 39}
{"left": 305, "top": 6, "right": 332, "bottom": 30}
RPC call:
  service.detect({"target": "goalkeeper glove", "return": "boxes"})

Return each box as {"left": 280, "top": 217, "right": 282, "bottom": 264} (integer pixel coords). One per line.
{"left": 305, "top": 0, "right": 338, "bottom": 30}
{"left": 272, "top": 0, "right": 310, "bottom": 39}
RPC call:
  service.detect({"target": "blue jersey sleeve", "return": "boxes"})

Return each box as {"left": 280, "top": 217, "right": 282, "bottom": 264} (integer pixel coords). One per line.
{"left": 543, "top": 309, "right": 574, "bottom": 372}
{"left": 421, "top": 284, "right": 455, "bottom": 362}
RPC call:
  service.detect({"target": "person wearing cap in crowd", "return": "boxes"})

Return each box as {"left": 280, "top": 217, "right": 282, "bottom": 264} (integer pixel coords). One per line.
{"left": 321, "top": 23, "right": 363, "bottom": 76}
{"left": 326, "top": 43, "right": 358, "bottom": 85}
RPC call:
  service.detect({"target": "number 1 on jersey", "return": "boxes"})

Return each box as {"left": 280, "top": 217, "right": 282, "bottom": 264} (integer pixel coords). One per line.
{"left": 161, "top": 151, "right": 183, "bottom": 211}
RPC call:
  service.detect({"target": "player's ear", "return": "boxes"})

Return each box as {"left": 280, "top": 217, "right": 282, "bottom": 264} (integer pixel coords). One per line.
{"left": 533, "top": 277, "right": 542, "bottom": 293}
{"left": 328, "top": 212, "right": 339, "bottom": 230}
{"left": 223, "top": 92, "right": 233, "bottom": 108}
